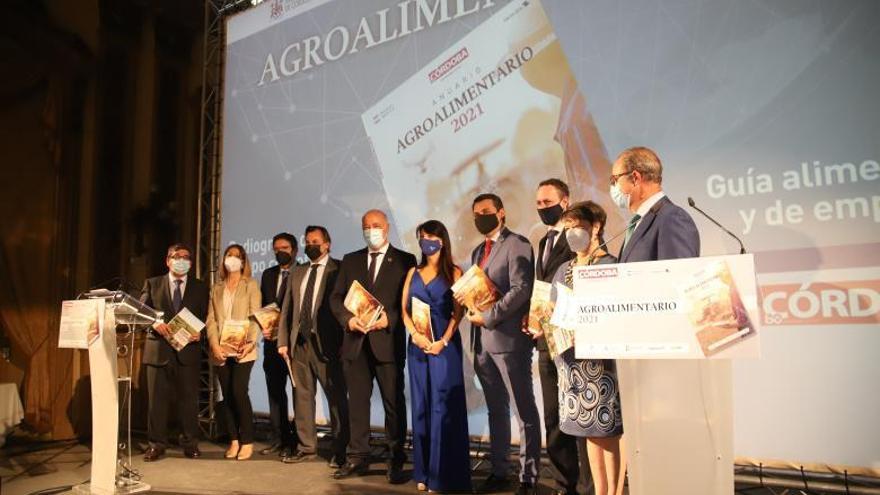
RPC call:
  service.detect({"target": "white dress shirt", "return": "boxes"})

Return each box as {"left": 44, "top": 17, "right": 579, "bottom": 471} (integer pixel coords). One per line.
{"left": 167, "top": 272, "right": 188, "bottom": 300}
{"left": 366, "top": 243, "right": 389, "bottom": 282}
{"left": 298, "top": 254, "right": 329, "bottom": 316}
{"left": 634, "top": 191, "right": 667, "bottom": 229}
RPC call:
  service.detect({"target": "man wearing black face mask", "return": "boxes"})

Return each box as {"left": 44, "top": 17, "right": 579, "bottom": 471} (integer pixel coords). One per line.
{"left": 278, "top": 226, "right": 349, "bottom": 467}
{"left": 259, "top": 232, "right": 299, "bottom": 457}
{"left": 531, "top": 179, "right": 594, "bottom": 495}
{"left": 461, "top": 193, "right": 541, "bottom": 495}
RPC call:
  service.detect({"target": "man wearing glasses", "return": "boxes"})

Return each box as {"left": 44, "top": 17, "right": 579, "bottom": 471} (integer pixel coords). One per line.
{"left": 139, "top": 243, "right": 210, "bottom": 462}
{"left": 609, "top": 146, "right": 700, "bottom": 264}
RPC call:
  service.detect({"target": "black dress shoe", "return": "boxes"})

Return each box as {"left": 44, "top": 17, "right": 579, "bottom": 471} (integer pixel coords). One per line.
{"left": 279, "top": 446, "right": 295, "bottom": 458}
{"left": 260, "top": 442, "right": 282, "bottom": 456}
{"left": 143, "top": 446, "right": 165, "bottom": 462}
{"left": 386, "top": 464, "right": 408, "bottom": 485}
{"left": 515, "top": 481, "right": 537, "bottom": 495}
{"left": 478, "top": 473, "right": 510, "bottom": 493}
{"left": 332, "top": 460, "right": 369, "bottom": 479}
{"left": 281, "top": 450, "right": 316, "bottom": 464}
{"left": 184, "top": 446, "right": 201, "bottom": 459}
{"left": 328, "top": 455, "right": 346, "bottom": 469}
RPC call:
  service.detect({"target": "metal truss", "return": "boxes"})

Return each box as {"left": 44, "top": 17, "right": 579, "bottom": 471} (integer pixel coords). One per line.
{"left": 195, "top": 0, "right": 253, "bottom": 440}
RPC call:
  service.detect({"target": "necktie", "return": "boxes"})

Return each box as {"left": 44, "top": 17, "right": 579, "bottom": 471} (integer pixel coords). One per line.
{"left": 298, "top": 264, "right": 320, "bottom": 341}
{"left": 276, "top": 269, "right": 289, "bottom": 305}
{"left": 542, "top": 230, "right": 558, "bottom": 272}
{"left": 479, "top": 239, "right": 494, "bottom": 269}
{"left": 624, "top": 214, "right": 642, "bottom": 247}
{"left": 368, "top": 252, "right": 380, "bottom": 288}
{"left": 172, "top": 279, "right": 183, "bottom": 313}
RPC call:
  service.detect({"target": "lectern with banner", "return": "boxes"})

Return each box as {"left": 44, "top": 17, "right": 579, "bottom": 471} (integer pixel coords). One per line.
{"left": 570, "top": 254, "right": 761, "bottom": 495}
{"left": 59, "top": 290, "right": 162, "bottom": 494}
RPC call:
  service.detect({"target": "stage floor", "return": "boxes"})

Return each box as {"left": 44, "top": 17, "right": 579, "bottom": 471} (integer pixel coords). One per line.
{"left": 1, "top": 438, "right": 570, "bottom": 495}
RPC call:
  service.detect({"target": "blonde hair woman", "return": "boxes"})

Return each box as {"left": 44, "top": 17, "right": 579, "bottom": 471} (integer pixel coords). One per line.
{"left": 206, "top": 244, "right": 261, "bottom": 460}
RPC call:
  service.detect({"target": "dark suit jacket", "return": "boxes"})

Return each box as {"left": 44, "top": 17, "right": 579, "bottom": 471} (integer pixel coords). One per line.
{"left": 139, "top": 274, "right": 210, "bottom": 366}
{"left": 260, "top": 264, "right": 287, "bottom": 307}
{"left": 330, "top": 246, "right": 417, "bottom": 363}
{"left": 619, "top": 195, "right": 700, "bottom": 263}
{"left": 277, "top": 257, "right": 343, "bottom": 362}
{"left": 535, "top": 228, "right": 574, "bottom": 352}
{"left": 470, "top": 227, "right": 535, "bottom": 354}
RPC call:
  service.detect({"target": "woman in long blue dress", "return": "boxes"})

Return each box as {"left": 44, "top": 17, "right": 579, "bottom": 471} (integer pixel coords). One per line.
{"left": 401, "top": 220, "right": 471, "bottom": 493}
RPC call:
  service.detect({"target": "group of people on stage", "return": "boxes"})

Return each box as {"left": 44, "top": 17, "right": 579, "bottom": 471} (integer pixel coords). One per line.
{"left": 137, "top": 146, "right": 701, "bottom": 495}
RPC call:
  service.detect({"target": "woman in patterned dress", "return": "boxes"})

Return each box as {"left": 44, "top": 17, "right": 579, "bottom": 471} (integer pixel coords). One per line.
{"left": 550, "top": 201, "right": 624, "bottom": 495}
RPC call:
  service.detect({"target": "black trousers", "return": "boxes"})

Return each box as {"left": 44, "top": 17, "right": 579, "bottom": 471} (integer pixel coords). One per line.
{"left": 538, "top": 349, "right": 594, "bottom": 494}
{"left": 145, "top": 359, "right": 200, "bottom": 449}
{"left": 262, "top": 339, "right": 295, "bottom": 447}
{"left": 217, "top": 359, "right": 255, "bottom": 444}
{"left": 343, "top": 340, "right": 406, "bottom": 466}
{"left": 292, "top": 336, "right": 349, "bottom": 459}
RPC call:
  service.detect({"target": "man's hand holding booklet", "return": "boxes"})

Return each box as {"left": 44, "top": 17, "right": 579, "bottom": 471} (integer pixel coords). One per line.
{"left": 343, "top": 280, "right": 384, "bottom": 333}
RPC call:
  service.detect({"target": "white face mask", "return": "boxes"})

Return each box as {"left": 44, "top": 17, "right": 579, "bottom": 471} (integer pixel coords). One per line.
{"left": 363, "top": 228, "right": 386, "bottom": 250}
{"left": 610, "top": 182, "right": 631, "bottom": 211}
{"left": 224, "top": 256, "right": 243, "bottom": 273}
{"left": 170, "top": 258, "right": 191, "bottom": 275}
{"left": 565, "top": 227, "right": 592, "bottom": 254}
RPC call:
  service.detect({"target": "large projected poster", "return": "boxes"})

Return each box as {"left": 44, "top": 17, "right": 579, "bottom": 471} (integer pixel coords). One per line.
{"left": 223, "top": 0, "right": 880, "bottom": 475}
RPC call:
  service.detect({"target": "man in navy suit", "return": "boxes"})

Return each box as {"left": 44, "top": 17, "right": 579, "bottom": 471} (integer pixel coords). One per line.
{"left": 139, "top": 243, "right": 210, "bottom": 462}
{"left": 463, "top": 193, "right": 541, "bottom": 495}
{"left": 611, "top": 147, "right": 700, "bottom": 262}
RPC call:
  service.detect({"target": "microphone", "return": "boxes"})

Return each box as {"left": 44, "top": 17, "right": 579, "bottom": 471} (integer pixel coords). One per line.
{"left": 585, "top": 221, "right": 633, "bottom": 260}
{"left": 687, "top": 197, "right": 746, "bottom": 254}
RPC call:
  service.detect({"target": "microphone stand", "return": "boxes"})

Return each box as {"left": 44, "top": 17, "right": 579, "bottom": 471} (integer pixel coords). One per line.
{"left": 687, "top": 197, "right": 747, "bottom": 254}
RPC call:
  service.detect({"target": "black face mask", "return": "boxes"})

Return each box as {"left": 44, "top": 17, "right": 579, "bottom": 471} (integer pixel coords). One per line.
{"left": 304, "top": 244, "right": 323, "bottom": 261}
{"left": 474, "top": 213, "right": 500, "bottom": 235}
{"left": 275, "top": 251, "right": 292, "bottom": 266}
{"left": 537, "top": 203, "right": 564, "bottom": 226}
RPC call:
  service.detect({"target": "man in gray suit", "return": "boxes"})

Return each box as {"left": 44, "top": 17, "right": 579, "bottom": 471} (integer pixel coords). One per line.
{"left": 610, "top": 147, "right": 700, "bottom": 262}
{"left": 461, "top": 193, "right": 541, "bottom": 495}
{"left": 277, "top": 226, "right": 349, "bottom": 467}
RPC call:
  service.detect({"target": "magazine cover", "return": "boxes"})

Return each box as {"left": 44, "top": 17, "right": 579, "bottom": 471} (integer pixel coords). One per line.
{"left": 343, "top": 280, "right": 384, "bottom": 328}
{"left": 58, "top": 299, "right": 104, "bottom": 349}
{"left": 167, "top": 307, "right": 206, "bottom": 352}
{"left": 450, "top": 265, "right": 498, "bottom": 313}
{"left": 527, "top": 280, "right": 554, "bottom": 336}
{"left": 410, "top": 297, "right": 434, "bottom": 343}
{"left": 219, "top": 319, "right": 250, "bottom": 356}
{"left": 681, "top": 260, "right": 755, "bottom": 357}
{"left": 361, "top": 0, "right": 612, "bottom": 260}
{"left": 251, "top": 302, "right": 281, "bottom": 338}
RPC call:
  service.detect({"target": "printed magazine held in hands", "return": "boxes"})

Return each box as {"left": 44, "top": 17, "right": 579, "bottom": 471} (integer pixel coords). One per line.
{"left": 219, "top": 319, "right": 250, "bottom": 356}
{"left": 450, "top": 265, "right": 498, "bottom": 313}
{"left": 166, "top": 307, "right": 206, "bottom": 351}
{"left": 410, "top": 297, "right": 434, "bottom": 343}
{"left": 251, "top": 302, "right": 280, "bottom": 338}
{"left": 343, "top": 280, "right": 384, "bottom": 328}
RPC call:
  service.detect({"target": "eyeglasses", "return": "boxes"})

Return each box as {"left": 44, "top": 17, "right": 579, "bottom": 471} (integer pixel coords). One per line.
{"left": 609, "top": 170, "right": 632, "bottom": 186}
{"left": 169, "top": 254, "right": 191, "bottom": 260}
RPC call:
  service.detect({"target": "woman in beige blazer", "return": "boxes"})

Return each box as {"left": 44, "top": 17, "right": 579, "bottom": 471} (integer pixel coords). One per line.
{"left": 206, "top": 243, "right": 261, "bottom": 460}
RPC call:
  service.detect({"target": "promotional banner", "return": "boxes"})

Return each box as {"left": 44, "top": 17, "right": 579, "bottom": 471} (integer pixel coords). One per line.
{"left": 222, "top": 0, "right": 880, "bottom": 474}
{"left": 568, "top": 254, "right": 760, "bottom": 359}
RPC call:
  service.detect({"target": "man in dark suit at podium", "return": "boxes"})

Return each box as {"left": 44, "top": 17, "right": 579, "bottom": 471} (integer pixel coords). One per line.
{"left": 329, "top": 209, "right": 416, "bottom": 484}
{"left": 532, "top": 179, "right": 592, "bottom": 495}
{"left": 139, "top": 243, "right": 209, "bottom": 462}
{"left": 610, "top": 147, "right": 700, "bottom": 262}
{"left": 258, "top": 232, "right": 298, "bottom": 457}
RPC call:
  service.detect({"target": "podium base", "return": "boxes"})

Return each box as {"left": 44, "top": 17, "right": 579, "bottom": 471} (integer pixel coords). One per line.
{"left": 72, "top": 479, "right": 151, "bottom": 494}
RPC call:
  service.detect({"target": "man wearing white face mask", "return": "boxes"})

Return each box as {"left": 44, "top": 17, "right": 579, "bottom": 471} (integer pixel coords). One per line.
{"left": 329, "top": 209, "right": 416, "bottom": 484}
{"left": 139, "top": 243, "right": 210, "bottom": 462}
{"left": 609, "top": 147, "right": 699, "bottom": 262}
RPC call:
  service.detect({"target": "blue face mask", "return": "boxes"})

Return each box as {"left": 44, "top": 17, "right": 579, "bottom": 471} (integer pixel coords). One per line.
{"left": 419, "top": 238, "right": 442, "bottom": 256}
